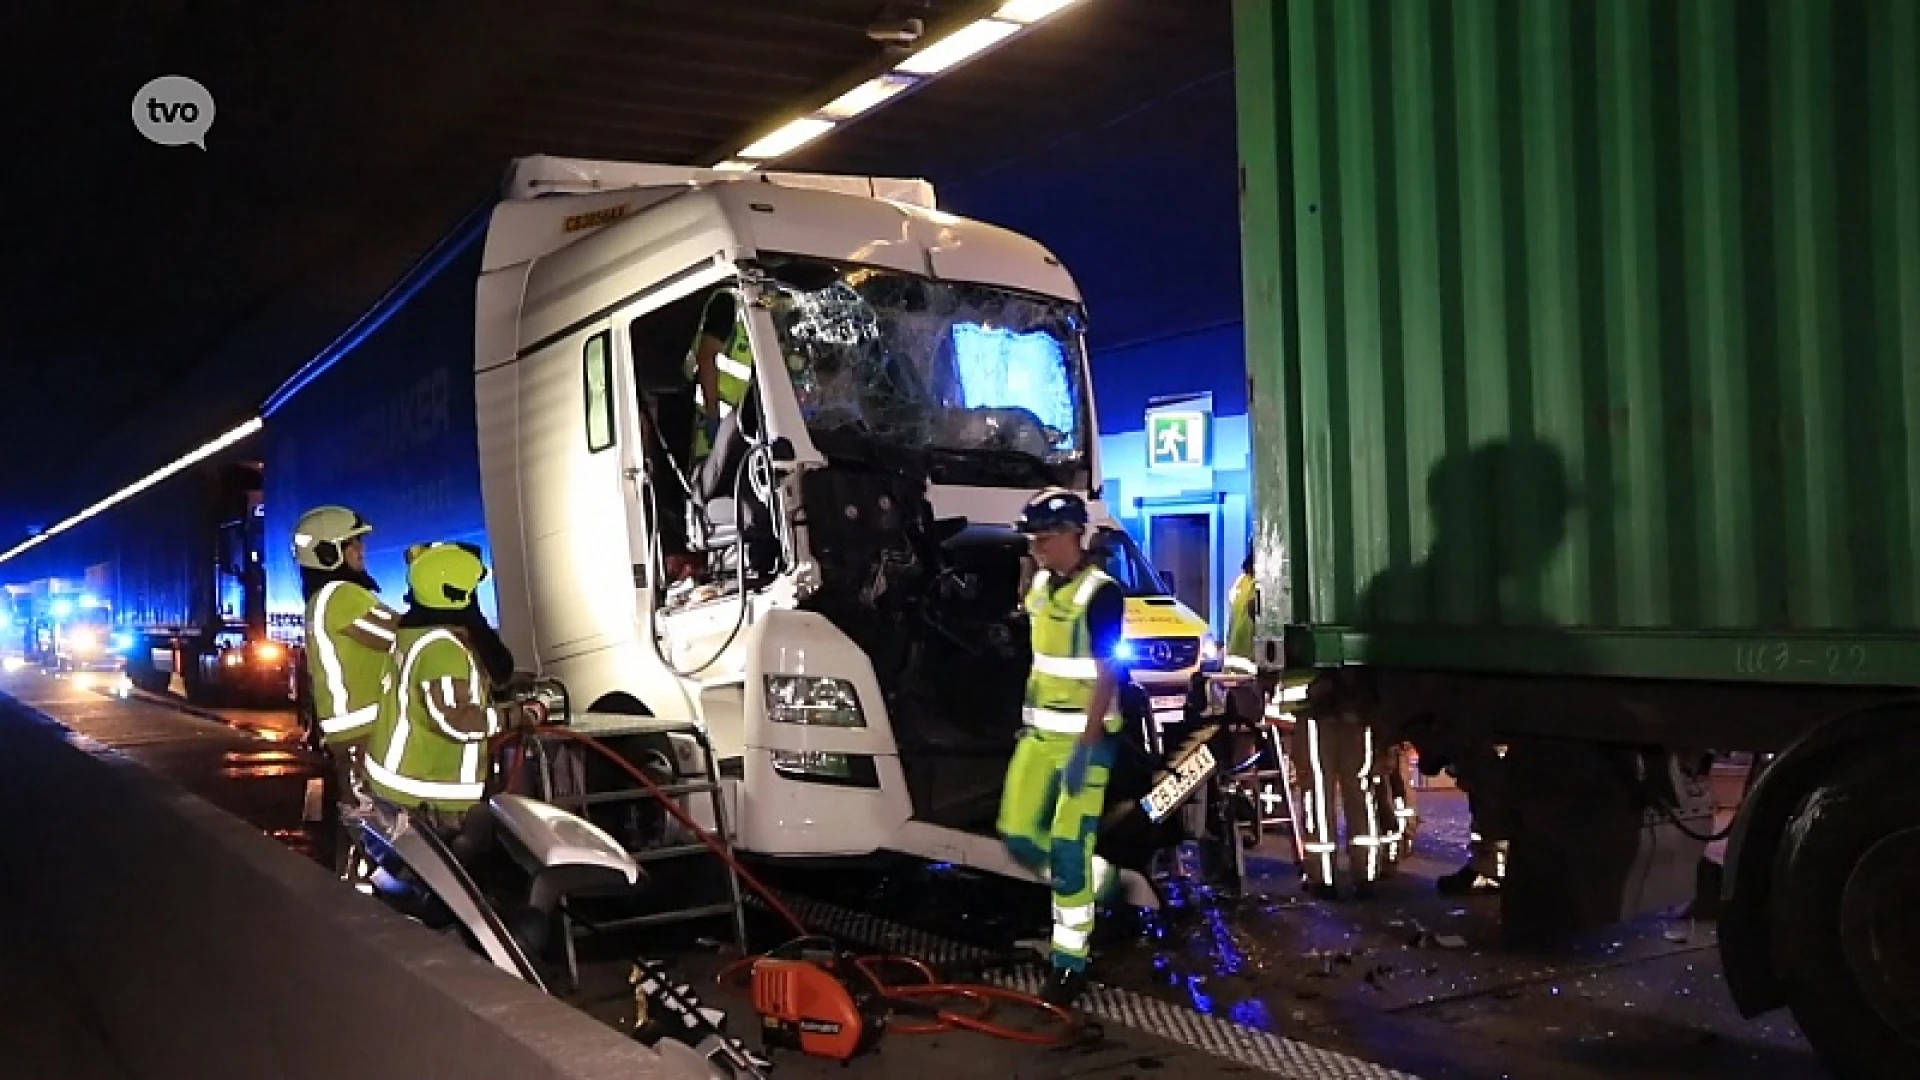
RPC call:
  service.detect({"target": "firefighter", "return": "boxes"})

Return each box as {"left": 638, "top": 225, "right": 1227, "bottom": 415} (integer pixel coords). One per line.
{"left": 363, "top": 541, "right": 534, "bottom": 863}
{"left": 687, "top": 289, "right": 753, "bottom": 461}
{"left": 997, "top": 487, "right": 1125, "bottom": 1008}
{"left": 1288, "top": 668, "right": 1391, "bottom": 899}
{"left": 1370, "top": 741, "right": 1418, "bottom": 870}
{"left": 293, "top": 505, "right": 399, "bottom": 881}
{"left": 1433, "top": 742, "right": 1511, "bottom": 894}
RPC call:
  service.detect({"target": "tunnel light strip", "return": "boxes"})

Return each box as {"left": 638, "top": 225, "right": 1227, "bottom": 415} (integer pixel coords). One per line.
{"left": 716, "top": 0, "right": 1089, "bottom": 169}
{"left": 995, "top": 0, "right": 1082, "bottom": 24}
{"left": 0, "top": 416, "right": 264, "bottom": 566}
{"left": 818, "top": 74, "right": 916, "bottom": 121}
{"left": 895, "top": 18, "right": 1023, "bottom": 75}
{"left": 737, "top": 117, "right": 837, "bottom": 160}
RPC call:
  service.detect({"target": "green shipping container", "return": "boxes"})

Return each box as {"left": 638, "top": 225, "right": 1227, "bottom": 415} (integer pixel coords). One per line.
{"left": 1235, "top": 0, "right": 1920, "bottom": 687}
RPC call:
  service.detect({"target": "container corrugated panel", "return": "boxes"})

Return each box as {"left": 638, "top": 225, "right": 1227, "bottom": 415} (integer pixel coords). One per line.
{"left": 1236, "top": 0, "right": 1920, "bottom": 685}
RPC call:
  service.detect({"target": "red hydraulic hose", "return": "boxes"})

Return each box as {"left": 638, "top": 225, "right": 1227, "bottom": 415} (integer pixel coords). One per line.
{"left": 494, "top": 724, "right": 1077, "bottom": 1045}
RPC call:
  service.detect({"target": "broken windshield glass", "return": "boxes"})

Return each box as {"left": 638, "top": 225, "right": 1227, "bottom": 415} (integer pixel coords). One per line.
{"left": 759, "top": 256, "right": 1091, "bottom": 484}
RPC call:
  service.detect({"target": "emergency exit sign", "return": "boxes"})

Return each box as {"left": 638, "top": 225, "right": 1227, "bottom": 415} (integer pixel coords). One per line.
{"left": 1147, "top": 410, "right": 1208, "bottom": 469}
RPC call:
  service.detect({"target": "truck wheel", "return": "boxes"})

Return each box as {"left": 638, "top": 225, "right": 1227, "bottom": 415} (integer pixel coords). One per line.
{"left": 183, "top": 665, "right": 210, "bottom": 706}
{"left": 129, "top": 666, "right": 169, "bottom": 695}
{"left": 1769, "top": 745, "right": 1920, "bottom": 1078}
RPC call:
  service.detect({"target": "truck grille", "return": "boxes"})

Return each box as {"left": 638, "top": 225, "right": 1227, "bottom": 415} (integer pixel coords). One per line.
{"left": 1130, "top": 637, "right": 1200, "bottom": 672}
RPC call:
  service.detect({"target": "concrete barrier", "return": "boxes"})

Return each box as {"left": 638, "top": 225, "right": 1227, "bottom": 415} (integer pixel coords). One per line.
{"left": 0, "top": 697, "right": 696, "bottom": 1080}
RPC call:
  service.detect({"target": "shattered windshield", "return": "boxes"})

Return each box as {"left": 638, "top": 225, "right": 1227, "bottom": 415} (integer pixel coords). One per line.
{"left": 760, "top": 255, "right": 1091, "bottom": 487}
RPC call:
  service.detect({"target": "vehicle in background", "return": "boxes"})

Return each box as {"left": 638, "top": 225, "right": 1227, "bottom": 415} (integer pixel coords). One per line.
{"left": 51, "top": 599, "right": 122, "bottom": 673}
{"left": 3, "top": 462, "right": 290, "bottom": 706}
{"left": 1092, "top": 525, "right": 1221, "bottom": 732}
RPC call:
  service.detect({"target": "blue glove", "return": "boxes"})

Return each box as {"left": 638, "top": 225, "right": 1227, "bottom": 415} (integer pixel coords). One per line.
{"left": 1063, "top": 740, "right": 1101, "bottom": 796}
{"left": 703, "top": 417, "right": 722, "bottom": 446}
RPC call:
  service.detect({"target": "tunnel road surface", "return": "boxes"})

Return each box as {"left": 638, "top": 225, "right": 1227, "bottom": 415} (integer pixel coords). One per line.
{"left": 3, "top": 664, "right": 1824, "bottom": 1077}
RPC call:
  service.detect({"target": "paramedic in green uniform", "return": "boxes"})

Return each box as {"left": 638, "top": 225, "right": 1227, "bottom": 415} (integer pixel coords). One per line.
{"left": 998, "top": 487, "right": 1126, "bottom": 1008}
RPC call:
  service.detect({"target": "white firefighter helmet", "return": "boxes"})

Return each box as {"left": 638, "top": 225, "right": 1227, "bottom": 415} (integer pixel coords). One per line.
{"left": 292, "top": 506, "right": 373, "bottom": 571}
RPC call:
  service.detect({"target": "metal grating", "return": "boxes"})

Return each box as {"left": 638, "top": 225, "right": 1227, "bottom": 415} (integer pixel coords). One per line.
{"left": 764, "top": 892, "right": 1422, "bottom": 1079}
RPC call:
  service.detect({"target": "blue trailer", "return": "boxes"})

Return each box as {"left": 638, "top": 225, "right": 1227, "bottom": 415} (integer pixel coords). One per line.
{"left": 0, "top": 208, "right": 498, "bottom": 712}
{"left": 260, "top": 209, "right": 500, "bottom": 722}
{"left": 260, "top": 212, "right": 498, "bottom": 634}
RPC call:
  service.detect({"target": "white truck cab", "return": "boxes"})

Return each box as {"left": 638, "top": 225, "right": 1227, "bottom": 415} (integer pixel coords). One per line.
{"left": 473, "top": 157, "right": 1155, "bottom": 903}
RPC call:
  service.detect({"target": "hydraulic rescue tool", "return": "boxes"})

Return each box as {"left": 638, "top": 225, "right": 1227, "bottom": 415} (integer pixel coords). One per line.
{"left": 630, "top": 959, "right": 773, "bottom": 1079}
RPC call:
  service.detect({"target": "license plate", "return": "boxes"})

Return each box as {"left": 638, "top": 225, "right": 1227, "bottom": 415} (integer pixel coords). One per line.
{"left": 1151, "top": 695, "right": 1186, "bottom": 713}
{"left": 1140, "top": 743, "right": 1217, "bottom": 823}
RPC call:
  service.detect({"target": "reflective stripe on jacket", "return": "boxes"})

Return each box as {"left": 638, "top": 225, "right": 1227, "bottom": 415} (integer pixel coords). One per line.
{"left": 364, "top": 626, "right": 501, "bottom": 810}
{"left": 1023, "top": 565, "right": 1121, "bottom": 736}
{"left": 304, "top": 580, "right": 398, "bottom": 745}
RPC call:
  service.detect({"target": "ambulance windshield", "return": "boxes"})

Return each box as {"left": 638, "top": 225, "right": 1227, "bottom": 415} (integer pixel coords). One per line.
{"left": 1091, "top": 527, "right": 1172, "bottom": 598}
{"left": 762, "top": 255, "right": 1091, "bottom": 488}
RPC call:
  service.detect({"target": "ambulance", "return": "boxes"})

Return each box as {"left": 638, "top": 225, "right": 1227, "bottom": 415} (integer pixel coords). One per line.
{"left": 1088, "top": 524, "right": 1221, "bottom": 729}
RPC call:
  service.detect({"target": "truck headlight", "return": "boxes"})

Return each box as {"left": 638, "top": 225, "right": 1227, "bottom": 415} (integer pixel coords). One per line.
{"left": 1200, "top": 635, "right": 1223, "bottom": 671}
{"left": 764, "top": 675, "right": 865, "bottom": 728}
{"left": 70, "top": 630, "right": 98, "bottom": 652}
{"left": 771, "top": 750, "right": 854, "bottom": 778}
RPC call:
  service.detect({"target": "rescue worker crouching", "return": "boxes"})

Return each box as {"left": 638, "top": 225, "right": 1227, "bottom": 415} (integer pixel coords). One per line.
{"left": 292, "top": 505, "right": 398, "bottom": 881}
{"left": 363, "top": 541, "right": 536, "bottom": 867}
{"left": 997, "top": 488, "right": 1126, "bottom": 1009}
{"left": 1289, "top": 669, "right": 1394, "bottom": 900}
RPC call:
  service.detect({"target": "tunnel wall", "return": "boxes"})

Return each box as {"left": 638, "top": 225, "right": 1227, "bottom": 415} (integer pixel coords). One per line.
{"left": 0, "top": 696, "right": 693, "bottom": 1080}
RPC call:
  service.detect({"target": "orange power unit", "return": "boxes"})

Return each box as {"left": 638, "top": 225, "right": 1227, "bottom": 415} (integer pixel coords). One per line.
{"left": 751, "top": 956, "right": 888, "bottom": 1062}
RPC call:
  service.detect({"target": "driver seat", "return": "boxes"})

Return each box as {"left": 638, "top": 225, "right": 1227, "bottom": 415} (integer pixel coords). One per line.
{"left": 687, "top": 382, "right": 758, "bottom": 552}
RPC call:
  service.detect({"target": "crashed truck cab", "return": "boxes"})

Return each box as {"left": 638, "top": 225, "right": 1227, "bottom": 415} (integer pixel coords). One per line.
{"left": 473, "top": 156, "right": 1157, "bottom": 907}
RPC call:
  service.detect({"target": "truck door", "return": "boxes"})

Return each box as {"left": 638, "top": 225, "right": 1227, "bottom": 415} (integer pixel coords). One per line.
{"left": 611, "top": 312, "right": 666, "bottom": 608}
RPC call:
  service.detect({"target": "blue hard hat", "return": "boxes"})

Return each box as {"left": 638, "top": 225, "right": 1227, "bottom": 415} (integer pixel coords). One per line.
{"left": 1017, "top": 487, "right": 1089, "bottom": 534}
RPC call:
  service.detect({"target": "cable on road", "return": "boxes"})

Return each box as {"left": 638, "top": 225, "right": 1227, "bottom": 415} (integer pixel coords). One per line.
{"left": 496, "top": 724, "right": 1080, "bottom": 1046}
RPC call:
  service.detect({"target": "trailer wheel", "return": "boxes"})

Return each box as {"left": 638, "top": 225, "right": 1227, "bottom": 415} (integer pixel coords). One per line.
{"left": 1769, "top": 745, "right": 1920, "bottom": 1078}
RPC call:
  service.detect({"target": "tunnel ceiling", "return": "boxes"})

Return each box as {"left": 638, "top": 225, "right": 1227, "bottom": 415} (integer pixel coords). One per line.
{"left": 0, "top": 0, "right": 1228, "bottom": 525}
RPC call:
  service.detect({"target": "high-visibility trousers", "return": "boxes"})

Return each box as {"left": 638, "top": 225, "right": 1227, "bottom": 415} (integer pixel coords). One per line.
{"left": 996, "top": 728, "right": 1116, "bottom": 973}
{"left": 1288, "top": 715, "right": 1391, "bottom": 887}
{"left": 1371, "top": 742, "right": 1418, "bottom": 869}
{"left": 1467, "top": 793, "right": 1511, "bottom": 882}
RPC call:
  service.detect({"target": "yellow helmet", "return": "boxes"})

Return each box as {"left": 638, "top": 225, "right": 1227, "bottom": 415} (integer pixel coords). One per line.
{"left": 292, "top": 506, "right": 372, "bottom": 571}
{"left": 407, "top": 542, "right": 488, "bottom": 611}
